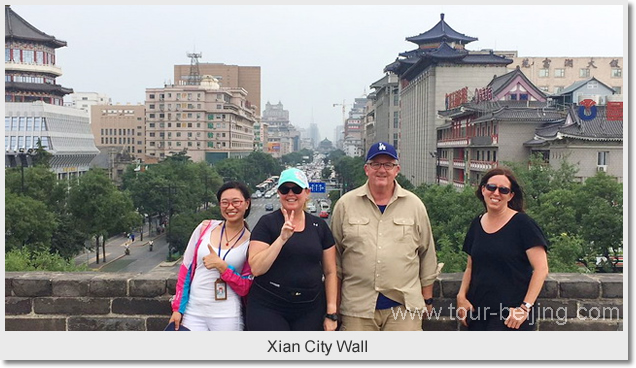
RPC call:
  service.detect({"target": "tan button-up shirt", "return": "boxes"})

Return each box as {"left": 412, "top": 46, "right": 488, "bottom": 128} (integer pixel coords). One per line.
{"left": 332, "top": 181, "right": 439, "bottom": 318}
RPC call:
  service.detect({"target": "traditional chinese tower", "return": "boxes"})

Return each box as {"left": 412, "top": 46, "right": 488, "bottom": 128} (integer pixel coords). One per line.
{"left": 384, "top": 13, "right": 512, "bottom": 186}
{"left": 5, "top": 5, "right": 73, "bottom": 105}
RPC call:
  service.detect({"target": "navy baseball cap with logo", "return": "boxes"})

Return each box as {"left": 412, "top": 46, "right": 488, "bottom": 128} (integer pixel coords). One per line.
{"left": 366, "top": 142, "right": 399, "bottom": 161}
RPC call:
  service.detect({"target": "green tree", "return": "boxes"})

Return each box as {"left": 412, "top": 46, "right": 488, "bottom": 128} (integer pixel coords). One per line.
{"left": 546, "top": 233, "right": 591, "bottom": 273}
{"left": 167, "top": 207, "right": 221, "bottom": 256}
{"left": 68, "top": 169, "right": 141, "bottom": 264}
{"left": 50, "top": 212, "right": 89, "bottom": 260}
{"left": 281, "top": 148, "right": 313, "bottom": 167}
{"left": 5, "top": 190, "right": 57, "bottom": 251}
{"left": 5, "top": 165, "right": 66, "bottom": 210}
{"left": 332, "top": 155, "right": 366, "bottom": 193}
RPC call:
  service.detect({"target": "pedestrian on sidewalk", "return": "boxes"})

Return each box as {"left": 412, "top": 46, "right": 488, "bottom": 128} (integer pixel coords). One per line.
{"left": 170, "top": 181, "right": 254, "bottom": 331}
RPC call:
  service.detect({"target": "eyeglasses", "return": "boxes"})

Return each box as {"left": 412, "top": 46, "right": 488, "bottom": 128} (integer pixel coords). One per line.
{"left": 279, "top": 185, "right": 304, "bottom": 195}
{"left": 220, "top": 199, "right": 244, "bottom": 208}
{"left": 484, "top": 183, "right": 512, "bottom": 195}
{"left": 367, "top": 162, "right": 398, "bottom": 170}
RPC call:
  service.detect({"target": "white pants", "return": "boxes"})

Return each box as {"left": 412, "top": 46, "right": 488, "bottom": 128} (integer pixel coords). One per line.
{"left": 181, "top": 313, "right": 244, "bottom": 331}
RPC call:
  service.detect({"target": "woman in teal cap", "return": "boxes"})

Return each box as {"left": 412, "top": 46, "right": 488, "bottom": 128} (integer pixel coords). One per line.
{"left": 246, "top": 167, "right": 338, "bottom": 331}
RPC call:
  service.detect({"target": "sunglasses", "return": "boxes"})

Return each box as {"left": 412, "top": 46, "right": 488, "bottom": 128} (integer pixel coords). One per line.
{"left": 279, "top": 185, "right": 304, "bottom": 195}
{"left": 484, "top": 183, "right": 512, "bottom": 195}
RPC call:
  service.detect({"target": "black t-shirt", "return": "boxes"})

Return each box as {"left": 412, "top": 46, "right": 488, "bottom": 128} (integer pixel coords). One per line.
{"left": 463, "top": 212, "right": 548, "bottom": 310}
{"left": 250, "top": 209, "right": 335, "bottom": 302}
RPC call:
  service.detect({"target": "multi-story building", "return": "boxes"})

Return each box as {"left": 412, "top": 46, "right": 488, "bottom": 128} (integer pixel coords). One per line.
{"left": 262, "top": 101, "right": 298, "bottom": 158}
{"left": 342, "top": 96, "right": 367, "bottom": 157}
{"left": 253, "top": 121, "right": 268, "bottom": 151}
{"left": 174, "top": 62, "right": 261, "bottom": 116}
{"left": 4, "top": 6, "right": 98, "bottom": 180}
{"left": 367, "top": 73, "right": 400, "bottom": 151}
{"left": 502, "top": 54, "right": 624, "bottom": 96}
{"left": 4, "top": 6, "right": 72, "bottom": 105}
{"left": 90, "top": 104, "right": 145, "bottom": 157}
{"left": 67, "top": 92, "right": 112, "bottom": 113}
{"left": 531, "top": 103, "right": 622, "bottom": 182}
{"left": 436, "top": 67, "right": 564, "bottom": 189}
{"left": 385, "top": 13, "right": 512, "bottom": 186}
{"left": 144, "top": 75, "right": 257, "bottom": 164}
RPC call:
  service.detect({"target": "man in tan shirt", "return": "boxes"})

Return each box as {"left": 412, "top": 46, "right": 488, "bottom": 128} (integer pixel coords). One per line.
{"left": 332, "top": 141, "right": 440, "bottom": 331}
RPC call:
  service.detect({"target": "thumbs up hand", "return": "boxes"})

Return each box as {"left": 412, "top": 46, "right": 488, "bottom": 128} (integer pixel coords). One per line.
{"left": 203, "top": 244, "right": 224, "bottom": 271}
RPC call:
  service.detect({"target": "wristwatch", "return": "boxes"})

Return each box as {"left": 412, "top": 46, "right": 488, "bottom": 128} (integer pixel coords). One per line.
{"left": 325, "top": 313, "right": 339, "bottom": 321}
{"left": 424, "top": 298, "right": 434, "bottom": 305}
{"left": 521, "top": 302, "right": 533, "bottom": 310}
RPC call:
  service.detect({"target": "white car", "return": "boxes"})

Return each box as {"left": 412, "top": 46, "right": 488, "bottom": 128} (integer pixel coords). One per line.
{"left": 307, "top": 203, "right": 317, "bottom": 213}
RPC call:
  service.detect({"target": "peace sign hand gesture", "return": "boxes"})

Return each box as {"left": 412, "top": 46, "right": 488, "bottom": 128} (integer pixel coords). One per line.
{"left": 280, "top": 208, "right": 296, "bottom": 242}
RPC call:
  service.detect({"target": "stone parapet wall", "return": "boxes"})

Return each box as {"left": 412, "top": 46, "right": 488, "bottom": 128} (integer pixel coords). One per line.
{"left": 5, "top": 272, "right": 622, "bottom": 331}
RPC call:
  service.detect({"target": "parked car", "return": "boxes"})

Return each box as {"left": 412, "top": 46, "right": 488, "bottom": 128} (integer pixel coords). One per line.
{"left": 265, "top": 203, "right": 274, "bottom": 211}
{"left": 307, "top": 203, "right": 317, "bottom": 213}
{"left": 319, "top": 210, "right": 329, "bottom": 218}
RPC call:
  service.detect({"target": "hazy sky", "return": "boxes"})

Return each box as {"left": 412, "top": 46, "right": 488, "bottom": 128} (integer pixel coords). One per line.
{"left": 11, "top": 5, "right": 625, "bottom": 143}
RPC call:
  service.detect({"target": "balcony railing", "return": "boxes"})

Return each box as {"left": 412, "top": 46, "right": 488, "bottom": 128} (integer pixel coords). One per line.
{"left": 438, "top": 137, "right": 469, "bottom": 147}
{"left": 469, "top": 160, "right": 497, "bottom": 171}
{"left": 453, "top": 158, "right": 465, "bottom": 168}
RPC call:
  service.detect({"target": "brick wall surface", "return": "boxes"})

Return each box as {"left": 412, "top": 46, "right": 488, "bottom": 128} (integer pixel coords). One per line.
{"left": 5, "top": 272, "right": 623, "bottom": 331}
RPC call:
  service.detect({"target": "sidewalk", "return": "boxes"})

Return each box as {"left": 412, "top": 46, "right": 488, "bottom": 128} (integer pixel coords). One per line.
{"left": 74, "top": 229, "right": 164, "bottom": 271}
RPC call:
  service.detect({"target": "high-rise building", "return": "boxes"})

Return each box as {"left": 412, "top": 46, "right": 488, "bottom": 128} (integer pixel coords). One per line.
{"left": 262, "top": 101, "right": 298, "bottom": 158}
{"left": 4, "top": 5, "right": 98, "bottom": 180}
{"left": 367, "top": 73, "right": 400, "bottom": 151}
{"left": 385, "top": 13, "right": 511, "bottom": 186}
{"left": 145, "top": 76, "right": 257, "bottom": 164}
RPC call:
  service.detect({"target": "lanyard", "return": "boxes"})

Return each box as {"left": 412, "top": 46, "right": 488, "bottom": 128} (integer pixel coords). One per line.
{"left": 217, "top": 222, "right": 246, "bottom": 261}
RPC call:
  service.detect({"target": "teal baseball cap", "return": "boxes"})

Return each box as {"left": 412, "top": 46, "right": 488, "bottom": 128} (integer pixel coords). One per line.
{"left": 277, "top": 168, "right": 310, "bottom": 189}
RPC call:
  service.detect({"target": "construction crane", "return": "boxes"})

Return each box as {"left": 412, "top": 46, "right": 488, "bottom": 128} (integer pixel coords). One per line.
{"left": 332, "top": 99, "right": 352, "bottom": 126}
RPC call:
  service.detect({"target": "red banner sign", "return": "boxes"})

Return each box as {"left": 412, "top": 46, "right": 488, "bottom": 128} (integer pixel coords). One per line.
{"left": 606, "top": 101, "right": 623, "bottom": 121}
{"left": 445, "top": 87, "right": 468, "bottom": 110}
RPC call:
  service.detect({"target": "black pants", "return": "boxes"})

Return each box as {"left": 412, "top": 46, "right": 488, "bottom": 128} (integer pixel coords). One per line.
{"left": 467, "top": 307, "right": 536, "bottom": 331}
{"left": 246, "top": 283, "right": 326, "bottom": 331}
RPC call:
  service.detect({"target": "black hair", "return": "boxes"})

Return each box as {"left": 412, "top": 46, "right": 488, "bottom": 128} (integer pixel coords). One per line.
{"left": 216, "top": 181, "right": 252, "bottom": 219}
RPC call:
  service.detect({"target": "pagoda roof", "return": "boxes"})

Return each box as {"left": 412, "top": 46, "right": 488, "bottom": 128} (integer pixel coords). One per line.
{"left": 5, "top": 81, "right": 73, "bottom": 96}
{"left": 5, "top": 5, "right": 67, "bottom": 48}
{"left": 387, "top": 47, "right": 511, "bottom": 78}
{"left": 534, "top": 105, "right": 622, "bottom": 142}
{"left": 406, "top": 13, "right": 478, "bottom": 45}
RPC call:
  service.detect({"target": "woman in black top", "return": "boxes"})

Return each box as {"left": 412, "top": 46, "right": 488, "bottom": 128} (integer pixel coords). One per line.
{"left": 457, "top": 167, "right": 549, "bottom": 330}
{"left": 246, "top": 168, "right": 338, "bottom": 331}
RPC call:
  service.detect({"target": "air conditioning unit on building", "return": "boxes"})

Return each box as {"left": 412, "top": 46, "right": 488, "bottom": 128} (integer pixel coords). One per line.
{"left": 597, "top": 165, "right": 608, "bottom": 172}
